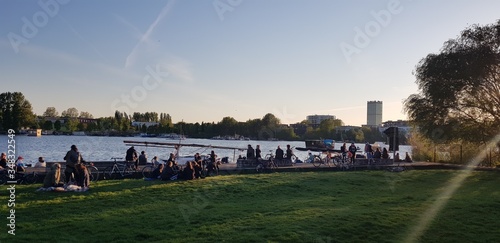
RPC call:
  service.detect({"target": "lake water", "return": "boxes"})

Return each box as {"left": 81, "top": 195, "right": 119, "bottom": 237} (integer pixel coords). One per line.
{"left": 1, "top": 135, "right": 412, "bottom": 165}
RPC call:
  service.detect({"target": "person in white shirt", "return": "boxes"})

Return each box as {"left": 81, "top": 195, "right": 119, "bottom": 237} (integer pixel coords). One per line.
{"left": 34, "top": 157, "right": 47, "bottom": 168}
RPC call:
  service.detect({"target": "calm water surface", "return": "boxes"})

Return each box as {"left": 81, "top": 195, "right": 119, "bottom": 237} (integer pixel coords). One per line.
{"left": 1, "top": 135, "right": 411, "bottom": 165}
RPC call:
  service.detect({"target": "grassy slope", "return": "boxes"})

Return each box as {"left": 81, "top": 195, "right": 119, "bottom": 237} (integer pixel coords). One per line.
{"left": 1, "top": 170, "right": 499, "bottom": 242}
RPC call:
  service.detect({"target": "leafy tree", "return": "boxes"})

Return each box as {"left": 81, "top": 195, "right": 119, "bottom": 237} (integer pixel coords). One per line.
{"left": 218, "top": 116, "right": 238, "bottom": 135}
{"left": 404, "top": 20, "right": 500, "bottom": 143}
{"left": 318, "top": 118, "right": 343, "bottom": 138}
{"left": 61, "top": 107, "right": 79, "bottom": 118}
{"left": 77, "top": 122, "right": 87, "bottom": 131}
{"left": 65, "top": 118, "right": 79, "bottom": 132}
{"left": 42, "top": 120, "right": 53, "bottom": 130}
{"left": 261, "top": 113, "right": 281, "bottom": 128}
{"left": 54, "top": 120, "right": 62, "bottom": 131}
{"left": 79, "top": 111, "right": 94, "bottom": 118}
{"left": 43, "top": 107, "right": 59, "bottom": 117}
{"left": 0, "top": 92, "right": 35, "bottom": 131}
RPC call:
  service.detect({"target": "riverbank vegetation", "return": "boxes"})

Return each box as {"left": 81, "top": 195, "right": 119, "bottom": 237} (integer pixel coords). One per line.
{"left": 404, "top": 20, "right": 500, "bottom": 167}
{"left": 1, "top": 170, "right": 498, "bottom": 242}
{"left": 0, "top": 93, "right": 398, "bottom": 142}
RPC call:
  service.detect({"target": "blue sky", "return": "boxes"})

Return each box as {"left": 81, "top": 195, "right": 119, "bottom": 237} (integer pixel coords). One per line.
{"left": 1, "top": 0, "right": 499, "bottom": 126}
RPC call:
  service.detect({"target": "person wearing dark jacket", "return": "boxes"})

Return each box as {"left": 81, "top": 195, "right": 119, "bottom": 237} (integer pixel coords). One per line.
{"left": 255, "top": 145, "right": 262, "bottom": 160}
{"left": 275, "top": 146, "right": 284, "bottom": 160}
{"left": 64, "top": 145, "right": 83, "bottom": 184}
{"left": 348, "top": 143, "right": 357, "bottom": 164}
{"left": 161, "top": 161, "right": 177, "bottom": 180}
{"left": 382, "top": 148, "right": 389, "bottom": 159}
{"left": 75, "top": 163, "right": 90, "bottom": 188}
{"left": 126, "top": 146, "right": 138, "bottom": 170}
{"left": 183, "top": 161, "right": 195, "bottom": 180}
{"left": 247, "top": 145, "right": 255, "bottom": 159}
{"left": 151, "top": 164, "right": 164, "bottom": 179}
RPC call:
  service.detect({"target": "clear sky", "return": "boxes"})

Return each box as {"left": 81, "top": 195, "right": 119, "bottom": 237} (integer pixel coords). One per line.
{"left": 1, "top": 0, "right": 499, "bottom": 126}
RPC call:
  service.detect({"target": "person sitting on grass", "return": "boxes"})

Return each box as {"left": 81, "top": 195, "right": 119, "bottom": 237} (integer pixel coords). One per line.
{"left": 151, "top": 164, "right": 164, "bottom": 179}
{"left": 43, "top": 163, "right": 64, "bottom": 188}
{"left": 193, "top": 161, "right": 202, "bottom": 179}
{"left": 161, "top": 161, "right": 178, "bottom": 181}
{"left": 75, "top": 163, "right": 90, "bottom": 188}
{"left": 183, "top": 161, "right": 195, "bottom": 180}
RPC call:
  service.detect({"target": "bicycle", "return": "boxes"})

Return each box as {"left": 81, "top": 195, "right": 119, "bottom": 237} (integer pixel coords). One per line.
{"left": 84, "top": 162, "right": 99, "bottom": 182}
{"left": 142, "top": 160, "right": 161, "bottom": 179}
{"left": 103, "top": 157, "right": 134, "bottom": 180}
{"left": 0, "top": 170, "right": 38, "bottom": 185}
{"left": 256, "top": 151, "right": 278, "bottom": 172}
{"left": 332, "top": 153, "right": 353, "bottom": 170}
{"left": 312, "top": 153, "right": 332, "bottom": 167}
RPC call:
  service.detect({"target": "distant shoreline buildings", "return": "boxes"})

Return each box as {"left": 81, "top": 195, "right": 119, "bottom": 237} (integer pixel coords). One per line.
{"left": 296, "top": 100, "right": 410, "bottom": 137}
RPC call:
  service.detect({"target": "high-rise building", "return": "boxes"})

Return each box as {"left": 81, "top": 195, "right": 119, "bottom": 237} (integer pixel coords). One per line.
{"left": 367, "top": 101, "right": 382, "bottom": 126}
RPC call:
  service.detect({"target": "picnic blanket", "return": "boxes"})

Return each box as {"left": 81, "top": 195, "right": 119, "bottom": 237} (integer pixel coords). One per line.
{"left": 36, "top": 185, "right": 89, "bottom": 192}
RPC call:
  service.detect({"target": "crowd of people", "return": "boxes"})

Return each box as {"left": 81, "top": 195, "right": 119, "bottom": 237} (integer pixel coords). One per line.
{"left": 125, "top": 146, "right": 220, "bottom": 182}
{"left": 0, "top": 141, "right": 414, "bottom": 189}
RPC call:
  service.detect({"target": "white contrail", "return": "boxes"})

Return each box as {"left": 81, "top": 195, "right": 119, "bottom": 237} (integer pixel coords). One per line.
{"left": 404, "top": 133, "right": 500, "bottom": 243}
{"left": 124, "top": 0, "right": 176, "bottom": 69}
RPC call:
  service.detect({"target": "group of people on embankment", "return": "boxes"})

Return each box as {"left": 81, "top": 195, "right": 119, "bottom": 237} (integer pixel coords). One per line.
{"left": 42, "top": 144, "right": 90, "bottom": 189}
{"left": 126, "top": 146, "right": 220, "bottom": 181}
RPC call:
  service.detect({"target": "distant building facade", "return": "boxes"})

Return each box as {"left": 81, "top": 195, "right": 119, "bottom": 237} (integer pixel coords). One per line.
{"left": 367, "top": 101, "right": 383, "bottom": 126}
{"left": 131, "top": 121, "right": 159, "bottom": 128}
{"left": 306, "top": 115, "right": 336, "bottom": 128}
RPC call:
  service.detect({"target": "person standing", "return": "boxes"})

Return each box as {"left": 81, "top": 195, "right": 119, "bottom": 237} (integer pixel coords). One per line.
{"left": 247, "top": 145, "right": 255, "bottom": 159}
{"left": 126, "top": 146, "right": 138, "bottom": 170}
{"left": 64, "top": 145, "right": 83, "bottom": 184}
{"left": 255, "top": 145, "right": 262, "bottom": 160}
{"left": 348, "top": 143, "right": 357, "bottom": 164}
{"left": 340, "top": 143, "right": 347, "bottom": 162}
{"left": 364, "top": 143, "right": 373, "bottom": 165}
{"left": 275, "top": 146, "right": 284, "bottom": 160}
{"left": 286, "top": 145, "right": 293, "bottom": 160}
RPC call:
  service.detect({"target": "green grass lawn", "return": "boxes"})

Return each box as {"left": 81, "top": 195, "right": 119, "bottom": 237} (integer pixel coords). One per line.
{"left": 1, "top": 170, "right": 499, "bottom": 242}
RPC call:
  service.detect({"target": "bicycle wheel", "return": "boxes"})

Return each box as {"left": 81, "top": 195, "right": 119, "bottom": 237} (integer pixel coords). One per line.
{"left": 103, "top": 166, "right": 118, "bottom": 180}
{"left": 24, "top": 173, "right": 38, "bottom": 184}
{"left": 88, "top": 166, "right": 99, "bottom": 182}
{"left": 332, "top": 156, "right": 342, "bottom": 167}
{"left": 312, "top": 156, "right": 322, "bottom": 167}
{"left": 142, "top": 166, "right": 155, "bottom": 178}
{"left": 268, "top": 159, "right": 278, "bottom": 170}
{"left": 256, "top": 163, "right": 264, "bottom": 173}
